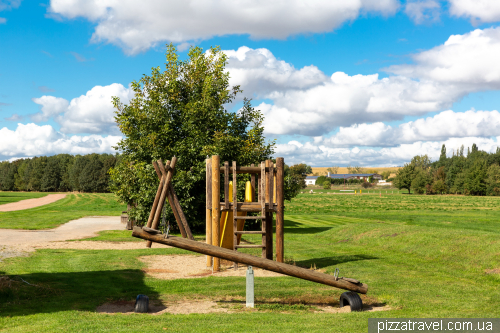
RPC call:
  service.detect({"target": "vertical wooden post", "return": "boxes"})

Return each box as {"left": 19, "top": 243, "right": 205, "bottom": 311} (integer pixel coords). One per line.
{"left": 276, "top": 157, "right": 284, "bottom": 263}
{"left": 212, "top": 155, "right": 221, "bottom": 271}
{"left": 232, "top": 161, "right": 238, "bottom": 269}
{"left": 250, "top": 164, "right": 256, "bottom": 202}
{"left": 265, "top": 160, "right": 273, "bottom": 260}
{"left": 206, "top": 158, "right": 212, "bottom": 267}
{"left": 224, "top": 161, "right": 229, "bottom": 211}
{"left": 260, "top": 161, "right": 266, "bottom": 258}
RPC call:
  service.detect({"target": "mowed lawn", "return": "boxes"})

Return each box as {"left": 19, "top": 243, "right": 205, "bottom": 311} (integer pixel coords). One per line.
{"left": 0, "top": 192, "right": 48, "bottom": 205}
{"left": 1, "top": 192, "right": 500, "bottom": 332}
{"left": 0, "top": 193, "right": 126, "bottom": 229}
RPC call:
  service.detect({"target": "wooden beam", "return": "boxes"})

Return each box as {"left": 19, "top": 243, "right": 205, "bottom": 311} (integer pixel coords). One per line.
{"left": 212, "top": 155, "right": 221, "bottom": 271}
{"left": 132, "top": 227, "right": 368, "bottom": 294}
{"left": 206, "top": 158, "right": 212, "bottom": 267}
{"left": 276, "top": 157, "right": 285, "bottom": 263}
{"left": 266, "top": 160, "right": 273, "bottom": 260}
{"left": 218, "top": 166, "right": 277, "bottom": 174}
{"left": 147, "top": 161, "right": 165, "bottom": 229}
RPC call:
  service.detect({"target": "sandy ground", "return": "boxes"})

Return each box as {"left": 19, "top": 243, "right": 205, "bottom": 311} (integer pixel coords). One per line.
{"left": 96, "top": 298, "right": 391, "bottom": 315}
{"left": 0, "top": 216, "right": 170, "bottom": 260}
{"left": 0, "top": 193, "right": 67, "bottom": 212}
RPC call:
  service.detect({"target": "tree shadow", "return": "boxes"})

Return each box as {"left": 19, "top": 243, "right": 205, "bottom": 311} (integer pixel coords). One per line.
{"left": 284, "top": 227, "right": 332, "bottom": 234}
{"left": 0, "top": 269, "right": 158, "bottom": 317}
{"left": 294, "top": 254, "right": 378, "bottom": 269}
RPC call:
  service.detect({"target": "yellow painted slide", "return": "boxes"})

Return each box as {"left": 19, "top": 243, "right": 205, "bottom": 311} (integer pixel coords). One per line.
{"left": 219, "top": 181, "right": 252, "bottom": 249}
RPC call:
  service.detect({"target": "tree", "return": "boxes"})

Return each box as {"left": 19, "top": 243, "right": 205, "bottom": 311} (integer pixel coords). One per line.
{"left": 439, "top": 144, "right": 447, "bottom": 162}
{"left": 432, "top": 179, "right": 447, "bottom": 194}
{"left": 393, "top": 163, "right": 415, "bottom": 194}
{"left": 411, "top": 168, "right": 431, "bottom": 194}
{"left": 41, "top": 156, "right": 61, "bottom": 192}
{"left": 464, "top": 159, "right": 487, "bottom": 195}
{"left": 79, "top": 154, "right": 107, "bottom": 192}
{"left": 347, "top": 165, "right": 363, "bottom": 174}
{"left": 110, "top": 44, "right": 276, "bottom": 229}
{"left": 411, "top": 155, "right": 431, "bottom": 170}
{"left": 322, "top": 177, "right": 332, "bottom": 189}
{"left": 315, "top": 175, "right": 328, "bottom": 185}
{"left": 381, "top": 170, "right": 391, "bottom": 180}
{"left": 327, "top": 166, "right": 339, "bottom": 174}
{"left": 486, "top": 163, "right": 500, "bottom": 195}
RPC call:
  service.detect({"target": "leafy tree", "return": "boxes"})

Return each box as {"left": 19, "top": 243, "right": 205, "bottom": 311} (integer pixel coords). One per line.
{"left": 315, "top": 175, "right": 327, "bottom": 186}
{"left": 347, "top": 165, "right": 363, "bottom": 174}
{"left": 411, "top": 168, "right": 431, "bottom": 194}
{"left": 464, "top": 159, "right": 487, "bottom": 195}
{"left": 411, "top": 155, "right": 431, "bottom": 169}
{"left": 393, "top": 163, "right": 415, "bottom": 194}
{"left": 69, "top": 155, "right": 88, "bottom": 191}
{"left": 432, "top": 179, "right": 447, "bottom": 194}
{"left": 322, "top": 177, "right": 331, "bottom": 189}
{"left": 381, "top": 170, "right": 391, "bottom": 180}
{"left": 27, "top": 156, "right": 47, "bottom": 191}
{"left": 41, "top": 156, "right": 61, "bottom": 191}
{"left": 14, "top": 159, "right": 29, "bottom": 191}
{"left": 110, "top": 44, "right": 276, "bottom": 229}
{"left": 327, "top": 166, "right": 339, "bottom": 174}
{"left": 439, "top": 144, "right": 447, "bottom": 163}
{"left": 486, "top": 163, "right": 500, "bottom": 196}
{"left": 79, "top": 154, "right": 107, "bottom": 193}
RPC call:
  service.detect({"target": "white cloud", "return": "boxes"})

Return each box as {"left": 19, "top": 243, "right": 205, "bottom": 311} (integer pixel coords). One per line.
{"left": 0, "top": 0, "right": 21, "bottom": 11}
{"left": 0, "top": 17, "right": 6, "bottom": 24}
{"left": 276, "top": 137, "right": 500, "bottom": 167}
{"left": 386, "top": 27, "right": 500, "bottom": 88}
{"left": 31, "top": 96, "right": 69, "bottom": 122}
{"left": 0, "top": 123, "right": 121, "bottom": 160}
{"left": 405, "top": 0, "right": 440, "bottom": 24}
{"left": 449, "top": 0, "right": 500, "bottom": 23}
{"left": 31, "top": 83, "right": 133, "bottom": 134}
{"left": 48, "top": 0, "right": 399, "bottom": 54}
{"left": 321, "top": 109, "right": 500, "bottom": 147}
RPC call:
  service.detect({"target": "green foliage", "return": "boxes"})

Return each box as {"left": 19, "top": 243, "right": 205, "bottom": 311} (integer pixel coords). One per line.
{"left": 346, "top": 165, "right": 363, "bottom": 174}
{"left": 322, "top": 178, "right": 331, "bottom": 189}
{"left": 393, "top": 163, "right": 415, "bottom": 193}
{"left": 486, "top": 164, "right": 500, "bottom": 196}
{"left": 411, "top": 168, "right": 431, "bottom": 194}
{"left": 110, "top": 44, "right": 276, "bottom": 231}
{"left": 41, "top": 156, "right": 61, "bottom": 192}
{"left": 464, "top": 159, "right": 488, "bottom": 195}
{"left": 326, "top": 166, "right": 339, "bottom": 174}
{"left": 315, "top": 175, "right": 327, "bottom": 185}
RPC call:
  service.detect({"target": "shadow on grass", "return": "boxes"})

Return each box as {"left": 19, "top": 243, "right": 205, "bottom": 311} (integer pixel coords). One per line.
{"left": 284, "top": 227, "right": 332, "bottom": 234}
{"left": 294, "top": 254, "right": 378, "bottom": 269}
{"left": 0, "top": 269, "right": 158, "bottom": 317}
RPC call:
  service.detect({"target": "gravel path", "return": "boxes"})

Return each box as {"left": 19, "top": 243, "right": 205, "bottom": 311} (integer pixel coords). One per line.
{"left": 0, "top": 193, "right": 67, "bottom": 212}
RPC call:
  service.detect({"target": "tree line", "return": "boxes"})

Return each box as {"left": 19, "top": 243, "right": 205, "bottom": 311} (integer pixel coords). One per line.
{"left": 393, "top": 144, "right": 500, "bottom": 195}
{"left": 0, "top": 153, "right": 118, "bottom": 192}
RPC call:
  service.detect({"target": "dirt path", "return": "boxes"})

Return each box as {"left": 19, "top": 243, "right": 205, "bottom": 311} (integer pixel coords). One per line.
{"left": 0, "top": 193, "right": 67, "bottom": 212}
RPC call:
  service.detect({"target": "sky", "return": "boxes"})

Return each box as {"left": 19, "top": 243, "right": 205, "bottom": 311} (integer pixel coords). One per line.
{"left": 1, "top": 0, "right": 500, "bottom": 167}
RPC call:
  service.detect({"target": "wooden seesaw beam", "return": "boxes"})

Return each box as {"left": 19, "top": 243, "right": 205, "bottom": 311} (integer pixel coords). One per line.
{"left": 132, "top": 226, "right": 368, "bottom": 294}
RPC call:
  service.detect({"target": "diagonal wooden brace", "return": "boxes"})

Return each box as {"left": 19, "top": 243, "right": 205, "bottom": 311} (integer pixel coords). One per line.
{"left": 153, "top": 160, "right": 194, "bottom": 241}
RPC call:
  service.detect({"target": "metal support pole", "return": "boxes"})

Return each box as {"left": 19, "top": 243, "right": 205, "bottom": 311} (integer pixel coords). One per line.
{"left": 246, "top": 266, "right": 254, "bottom": 308}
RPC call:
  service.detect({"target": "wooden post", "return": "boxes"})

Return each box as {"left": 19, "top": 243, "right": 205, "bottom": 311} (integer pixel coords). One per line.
{"left": 133, "top": 227, "right": 368, "bottom": 294}
{"left": 260, "top": 161, "right": 266, "bottom": 258}
{"left": 148, "top": 161, "right": 166, "bottom": 229}
{"left": 232, "top": 161, "right": 238, "bottom": 269}
{"left": 276, "top": 157, "right": 284, "bottom": 263}
{"left": 224, "top": 161, "right": 229, "bottom": 211}
{"left": 206, "top": 158, "right": 212, "bottom": 267}
{"left": 212, "top": 155, "right": 221, "bottom": 271}
{"left": 265, "top": 160, "right": 273, "bottom": 260}
{"left": 147, "top": 157, "right": 176, "bottom": 248}
{"left": 250, "top": 164, "right": 256, "bottom": 202}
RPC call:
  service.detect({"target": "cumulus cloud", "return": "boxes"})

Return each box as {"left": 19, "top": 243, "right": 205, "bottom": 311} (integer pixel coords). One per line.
{"left": 0, "top": 123, "right": 121, "bottom": 161}
{"left": 48, "top": 0, "right": 399, "bottom": 54}
{"left": 386, "top": 27, "right": 500, "bottom": 88}
{"left": 30, "top": 83, "right": 133, "bottom": 134}
{"left": 320, "top": 109, "right": 500, "bottom": 147}
{"left": 31, "top": 96, "right": 69, "bottom": 122}
{"left": 405, "top": 0, "right": 440, "bottom": 24}
{"left": 224, "top": 29, "right": 500, "bottom": 136}
{"left": 276, "top": 136, "right": 500, "bottom": 167}
{"left": 449, "top": 0, "right": 500, "bottom": 23}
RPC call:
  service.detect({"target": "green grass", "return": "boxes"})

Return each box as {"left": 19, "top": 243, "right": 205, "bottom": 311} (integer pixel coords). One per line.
{"left": 0, "top": 193, "right": 126, "bottom": 230}
{"left": 81, "top": 230, "right": 144, "bottom": 242}
{"left": 2, "top": 193, "right": 500, "bottom": 332}
{"left": 0, "top": 191, "right": 48, "bottom": 205}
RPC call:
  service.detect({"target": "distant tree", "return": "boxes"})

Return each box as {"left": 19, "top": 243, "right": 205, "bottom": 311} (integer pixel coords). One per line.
{"left": 79, "top": 154, "right": 106, "bottom": 192}
{"left": 305, "top": 165, "right": 313, "bottom": 174}
{"left": 464, "top": 159, "right": 487, "bottom": 195}
{"left": 381, "top": 170, "right": 391, "bottom": 180}
{"left": 432, "top": 179, "right": 447, "bottom": 194}
{"left": 486, "top": 163, "right": 500, "bottom": 196}
{"left": 439, "top": 144, "right": 447, "bottom": 163}
{"left": 347, "top": 165, "right": 363, "bottom": 174}
{"left": 41, "top": 157, "right": 61, "bottom": 192}
{"left": 322, "top": 177, "right": 332, "bottom": 189}
{"left": 14, "top": 159, "right": 29, "bottom": 191}
{"left": 411, "top": 168, "right": 431, "bottom": 194}
{"left": 327, "top": 166, "right": 339, "bottom": 174}
{"left": 27, "top": 157, "right": 47, "bottom": 191}
{"left": 411, "top": 155, "right": 431, "bottom": 169}
{"left": 393, "top": 163, "right": 415, "bottom": 194}
{"left": 315, "top": 175, "right": 327, "bottom": 186}
{"left": 69, "top": 155, "right": 88, "bottom": 191}
{"left": 459, "top": 145, "right": 464, "bottom": 157}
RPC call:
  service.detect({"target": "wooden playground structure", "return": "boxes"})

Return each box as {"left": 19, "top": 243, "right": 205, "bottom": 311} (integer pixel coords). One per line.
{"left": 132, "top": 155, "right": 368, "bottom": 301}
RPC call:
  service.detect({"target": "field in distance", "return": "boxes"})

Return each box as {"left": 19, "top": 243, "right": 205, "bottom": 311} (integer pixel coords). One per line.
{"left": 310, "top": 166, "right": 400, "bottom": 176}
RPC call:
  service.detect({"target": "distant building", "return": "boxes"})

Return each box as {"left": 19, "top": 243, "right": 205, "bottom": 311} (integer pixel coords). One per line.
{"left": 305, "top": 173, "right": 382, "bottom": 186}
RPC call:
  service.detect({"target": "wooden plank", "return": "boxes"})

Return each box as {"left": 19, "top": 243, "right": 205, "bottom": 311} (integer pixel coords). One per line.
{"left": 217, "top": 166, "right": 279, "bottom": 174}
{"left": 235, "top": 245, "right": 265, "bottom": 249}
{"left": 212, "top": 155, "right": 221, "bottom": 271}
{"left": 132, "top": 227, "right": 368, "bottom": 294}
{"left": 157, "top": 161, "right": 187, "bottom": 239}
{"left": 276, "top": 157, "right": 285, "bottom": 263}
{"left": 206, "top": 158, "right": 212, "bottom": 267}
{"left": 235, "top": 231, "right": 265, "bottom": 234}
{"left": 234, "top": 216, "right": 265, "bottom": 220}
{"left": 220, "top": 202, "right": 276, "bottom": 212}
{"left": 147, "top": 158, "right": 176, "bottom": 248}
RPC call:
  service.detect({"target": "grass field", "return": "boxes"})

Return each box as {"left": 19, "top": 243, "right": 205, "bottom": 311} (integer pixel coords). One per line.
{"left": 0, "top": 192, "right": 48, "bottom": 205}
{"left": 1, "top": 192, "right": 500, "bottom": 332}
{"left": 0, "top": 193, "right": 126, "bottom": 229}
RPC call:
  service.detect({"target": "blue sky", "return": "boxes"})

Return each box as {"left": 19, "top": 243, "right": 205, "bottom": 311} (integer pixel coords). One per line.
{"left": 1, "top": 0, "right": 500, "bottom": 166}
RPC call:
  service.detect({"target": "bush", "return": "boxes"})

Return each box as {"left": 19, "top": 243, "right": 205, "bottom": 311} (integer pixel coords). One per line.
{"left": 322, "top": 178, "right": 332, "bottom": 189}
{"left": 315, "top": 175, "right": 327, "bottom": 186}
{"left": 361, "top": 182, "right": 372, "bottom": 189}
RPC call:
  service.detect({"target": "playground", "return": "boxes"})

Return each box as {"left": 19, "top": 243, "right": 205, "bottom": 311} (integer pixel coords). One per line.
{"left": 1, "top": 177, "right": 500, "bottom": 331}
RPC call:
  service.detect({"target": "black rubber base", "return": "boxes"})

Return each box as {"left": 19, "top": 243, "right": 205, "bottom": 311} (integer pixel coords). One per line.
{"left": 339, "top": 291, "right": 363, "bottom": 311}
{"left": 134, "top": 294, "right": 149, "bottom": 313}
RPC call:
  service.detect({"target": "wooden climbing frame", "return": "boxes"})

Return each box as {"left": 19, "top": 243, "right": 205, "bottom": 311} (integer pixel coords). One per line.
{"left": 205, "top": 156, "right": 285, "bottom": 271}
